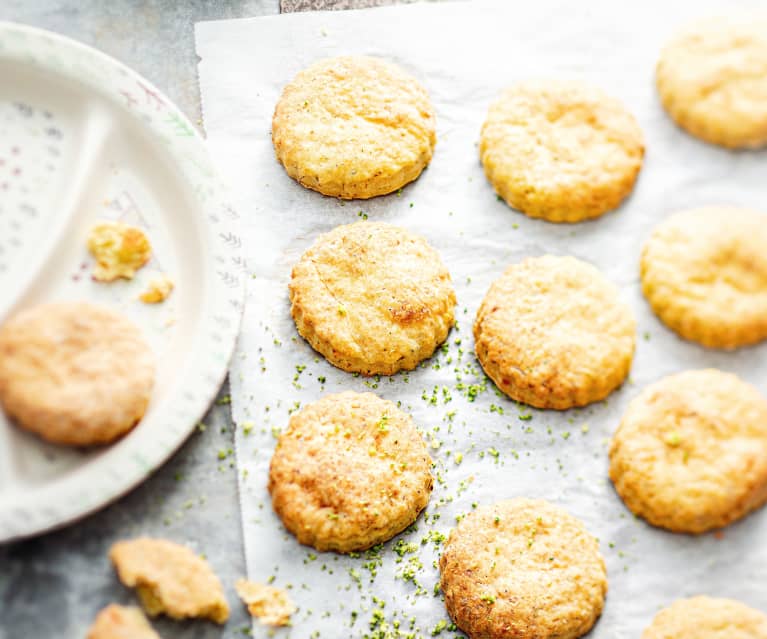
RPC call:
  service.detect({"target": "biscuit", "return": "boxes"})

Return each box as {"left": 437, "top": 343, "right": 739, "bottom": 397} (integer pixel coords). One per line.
{"left": 474, "top": 255, "right": 636, "bottom": 409}
{"left": 87, "top": 221, "right": 152, "bottom": 282}
{"left": 268, "top": 391, "right": 433, "bottom": 553}
{"left": 656, "top": 15, "right": 767, "bottom": 149}
{"left": 236, "top": 579, "right": 296, "bottom": 627}
{"left": 272, "top": 55, "right": 436, "bottom": 199}
{"left": 642, "top": 596, "right": 767, "bottom": 639}
{"left": 609, "top": 369, "right": 767, "bottom": 534}
{"left": 109, "top": 537, "right": 229, "bottom": 624}
{"left": 480, "top": 80, "right": 644, "bottom": 222}
{"left": 289, "top": 221, "right": 455, "bottom": 376}
{"left": 0, "top": 302, "right": 155, "bottom": 446}
{"left": 86, "top": 605, "right": 160, "bottom": 639}
{"left": 439, "top": 498, "right": 607, "bottom": 639}
{"left": 641, "top": 206, "right": 767, "bottom": 349}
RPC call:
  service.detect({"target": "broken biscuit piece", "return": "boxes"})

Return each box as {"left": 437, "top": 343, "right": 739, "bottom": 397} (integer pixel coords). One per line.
{"left": 109, "top": 537, "right": 229, "bottom": 624}
{"left": 140, "top": 274, "right": 174, "bottom": 304}
{"left": 86, "top": 604, "right": 160, "bottom": 639}
{"left": 88, "top": 220, "right": 152, "bottom": 281}
{"left": 236, "top": 579, "right": 296, "bottom": 626}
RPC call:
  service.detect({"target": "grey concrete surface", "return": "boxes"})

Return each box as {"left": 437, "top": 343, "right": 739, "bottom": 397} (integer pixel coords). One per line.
{"left": 0, "top": 2, "right": 281, "bottom": 638}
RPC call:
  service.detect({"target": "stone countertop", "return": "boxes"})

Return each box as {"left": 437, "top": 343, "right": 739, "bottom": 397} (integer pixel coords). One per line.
{"left": 0, "top": 2, "right": 274, "bottom": 638}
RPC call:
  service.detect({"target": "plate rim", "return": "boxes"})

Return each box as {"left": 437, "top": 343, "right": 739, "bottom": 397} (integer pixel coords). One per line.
{"left": 0, "top": 21, "right": 245, "bottom": 542}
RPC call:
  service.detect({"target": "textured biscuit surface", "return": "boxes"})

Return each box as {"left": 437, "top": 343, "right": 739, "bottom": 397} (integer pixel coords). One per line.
{"left": 474, "top": 255, "right": 636, "bottom": 409}
{"left": 480, "top": 80, "right": 644, "bottom": 222}
{"left": 268, "top": 391, "right": 433, "bottom": 553}
{"left": 87, "top": 221, "right": 152, "bottom": 282}
{"left": 440, "top": 499, "right": 607, "bottom": 639}
{"left": 272, "top": 55, "right": 436, "bottom": 199}
{"left": 641, "top": 207, "right": 767, "bottom": 349}
{"left": 656, "top": 15, "right": 767, "bottom": 149}
{"left": 609, "top": 369, "right": 767, "bottom": 534}
{"left": 110, "top": 537, "right": 229, "bottom": 624}
{"left": 0, "top": 302, "right": 155, "bottom": 446}
{"left": 236, "top": 579, "right": 296, "bottom": 627}
{"left": 87, "top": 605, "right": 160, "bottom": 639}
{"left": 290, "top": 221, "right": 455, "bottom": 376}
{"left": 642, "top": 596, "right": 767, "bottom": 639}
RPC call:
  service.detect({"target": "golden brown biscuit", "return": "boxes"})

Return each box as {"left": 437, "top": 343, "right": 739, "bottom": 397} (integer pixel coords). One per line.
{"left": 87, "top": 221, "right": 152, "bottom": 282}
{"left": 272, "top": 56, "right": 436, "bottom": 199}
{"left": 609, "top": 369, "right": 767, "bottom": 534}
{"left": 642, "top": 596, "right": 767, "bottom": 639}
{"left": 0, "top": 302, "right": 155, "bottom": 446}
{"left": 236, "top": 579, "right": 296, "bottom": 627}
{"left": 656, "top": 15, "right": 767, "bottom": 149}
{"left": 289, "top": 221, "right": 455, "bottom": 376}
{"left": 109, "top": 537, "right": 229, "bottom": 624}
{"left": 641, "top": 206, "right": 767, "bottom": 349}
{"left": 268, "top": 391, "right": 433, "bottom": 553}
{"left": 86, "top": 605, "right": 160, "bottom": 639}
{"left": 480, "top": 80, "right": 644, "bottom": 222}
{"left": 440, "top": 498, "right": 607, "bottom": 639}
{"left": 474, "top": 255, "right": 636, "bottom": 409}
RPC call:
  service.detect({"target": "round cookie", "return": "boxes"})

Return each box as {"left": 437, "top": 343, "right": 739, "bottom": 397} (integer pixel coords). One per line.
{"left": 289, "top": 221, "right": 455, "bottom": 376}
{"left": 439, "top": 498, "right": 607, "bottom": 639}
{"left": 642, "top": 596, "right": 767, "bottom": 639}
{"left": 641, "top": 206, "right": 767, "bottom": 349}
{"left": 474, "top": 255, "right": 636, "bottom": 409}
{"left": 0, "top": 302, "right": 155, "bottom": 446}
{"left": 272, "top": 55, "right": 436, "bottom": 199}
{"left": 268, "top": 391, "right": 433, "bottom": 553}
{"left": 480, "top": 80, "right": 644, "bottom": 222}
{"left": 609, "top": 369, "right": 767, "bottom": 534}
{"left": 656, "top": 14, "right": 767, "bottom": 149}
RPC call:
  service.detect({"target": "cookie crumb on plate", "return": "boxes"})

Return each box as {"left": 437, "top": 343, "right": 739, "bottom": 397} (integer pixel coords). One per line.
{"left": 87, "top": 220, "right": 152, "bottom": 281}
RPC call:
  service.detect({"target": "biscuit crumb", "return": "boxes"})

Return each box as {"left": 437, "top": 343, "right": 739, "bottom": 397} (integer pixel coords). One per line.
{"left": 109, "top": 538, "right": 229, "bottom": 624}
{"left": 236, "top": 579, "right": 296, "bottom": 626}
{"left": 140, "top": 274, "right": 175, "bottom": 304}
{"left": 87, "top": 221, "right": 151, "bottom": 281}
{"left": 86, "top": 604, "right": 159, "bottom": 639}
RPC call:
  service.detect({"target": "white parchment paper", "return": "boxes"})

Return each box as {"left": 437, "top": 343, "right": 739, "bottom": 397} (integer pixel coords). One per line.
{"left": 196, "top": 2, "right": 767, "bottom": 636}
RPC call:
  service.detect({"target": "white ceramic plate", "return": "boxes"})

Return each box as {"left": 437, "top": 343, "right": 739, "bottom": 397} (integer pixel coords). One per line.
{"left": 0, "top": 23, "right": 244, "bottom": 542}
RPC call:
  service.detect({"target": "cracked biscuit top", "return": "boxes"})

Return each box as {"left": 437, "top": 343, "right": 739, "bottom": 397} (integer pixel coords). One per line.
{"left": 268, "top": 391, "right": 433, "bottom": 553}
{"left": 642, "top": 596, "right": 767, "bottom": 639}
{"left": 656, "top": 14, "right": 767, "bottom": 149}
{"left": 272, "top": 55, "right": 436, "bottom": 199}
{"left": 474, "top": 255, "right": 635, "bottom": 409}
{"left": 289, "top": 221, "right": 455, "bottom": 376}
{"left": 480, "top": 80, "right": 644, "bottom": 222}
{"left": 641, "top": 206, "right": 767, "bottom": 349}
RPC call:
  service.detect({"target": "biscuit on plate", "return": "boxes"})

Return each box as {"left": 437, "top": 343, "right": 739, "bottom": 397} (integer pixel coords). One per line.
{"left": 439, "top": 498, "right": 607, "bottom": 639}
{"left": 656, "top": 14, "right": 767, "bottom": 149}
{"left": 109, "top": 537, "right": 229, "bottom": 624}
{"left": 236, "top": 579, "right": 296, "bottom": 627}
{"left": 268, "top": 391, "right": 433, "bottom": 553}
{"left": 289, "top": 221, "right": 455, "bottom": 376}
{"left": 642, "top": 596, "right": 767, "bottom": 639}
{"left": 0, "top": 302, "right": 155, "bottom": 446}
{"left": 480, "top": 80, "right": 644, "bottom": 222}
{"left": 641, "top": 206, "right": 767, "bottom": 349}
{"left": 474, "top": 255, "right": 635, "bottom": 409}
{"left": 272, "top": 55, "right": 436, "bottom": 199}
{"left": 87, "top": 605, "right": 160, "bottom": 639}
{"left": 609, "top": 369, "right": 767, "bottom": 534}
